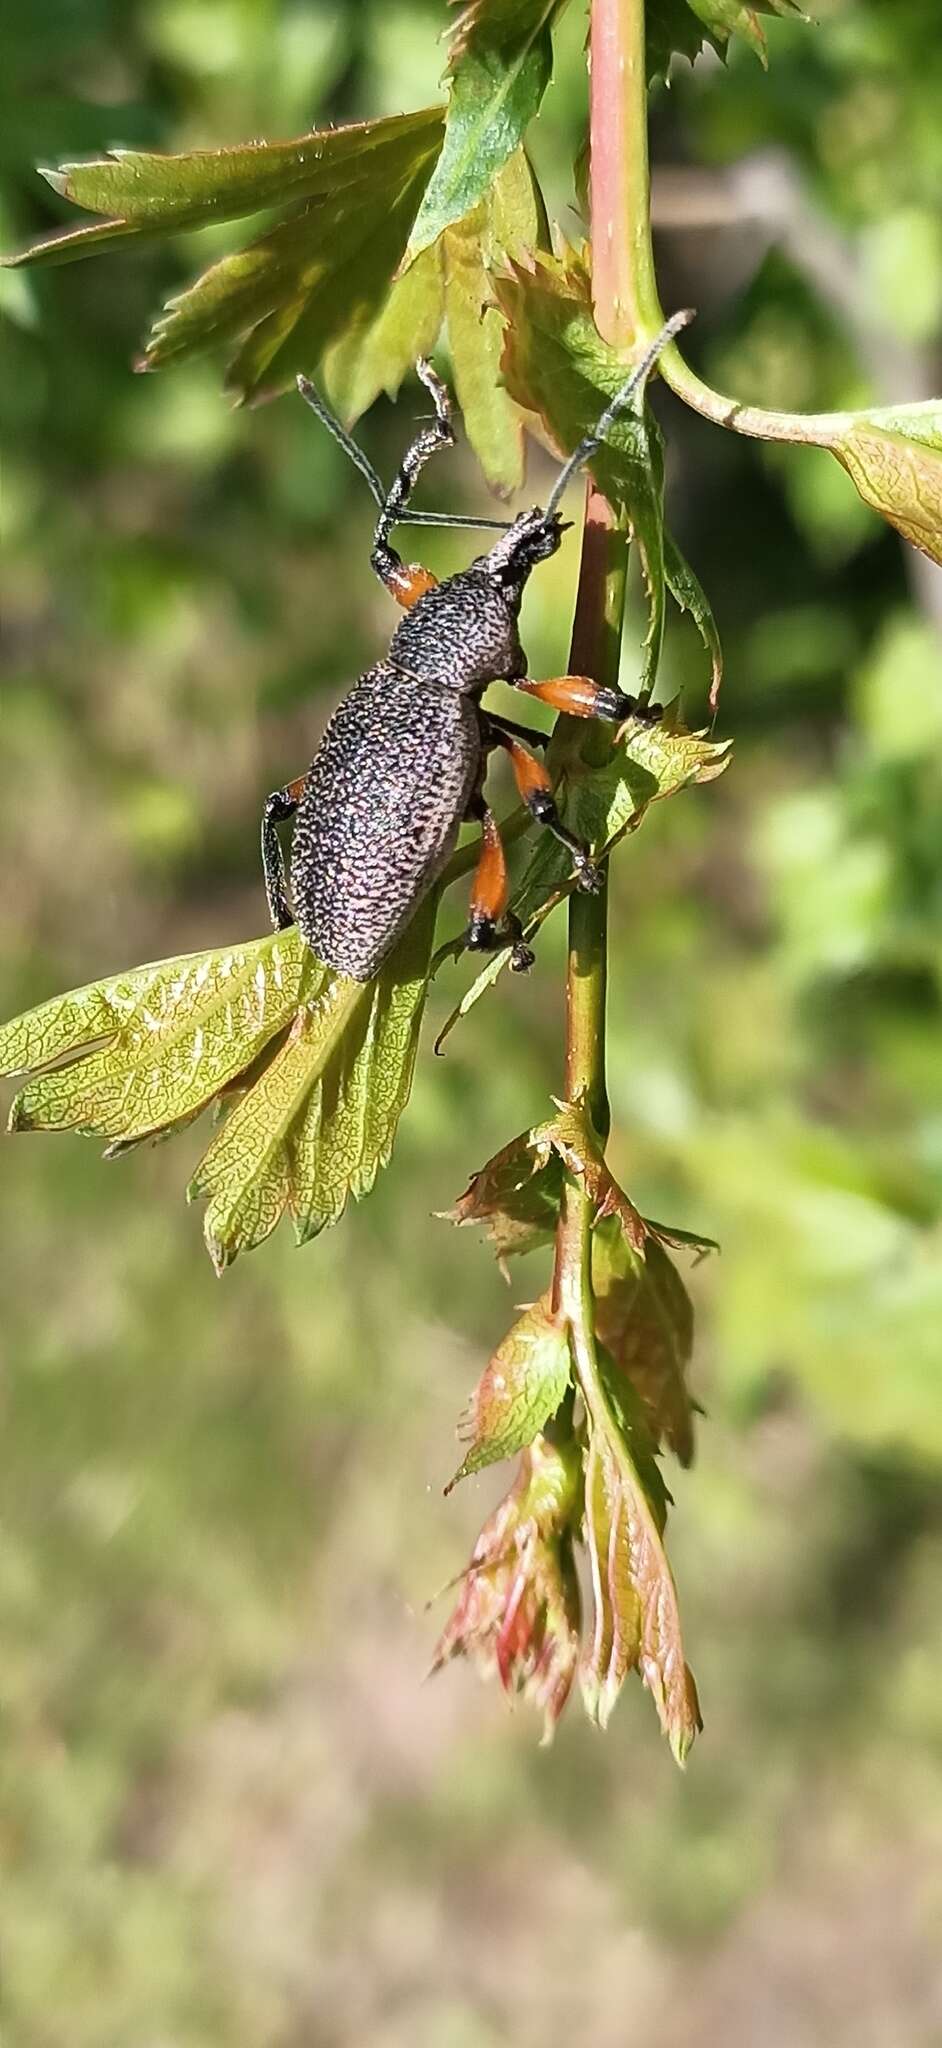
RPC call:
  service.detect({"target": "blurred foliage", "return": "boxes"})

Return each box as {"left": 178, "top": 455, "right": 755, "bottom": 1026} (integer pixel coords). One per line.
{"left": 1, "top": 1, "right": 941, "bottom": 2043}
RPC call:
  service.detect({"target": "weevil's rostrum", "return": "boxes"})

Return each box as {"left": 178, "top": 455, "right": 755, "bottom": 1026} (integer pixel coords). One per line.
{"left": 263, "top": 319, "right": 689, "bottom": 983}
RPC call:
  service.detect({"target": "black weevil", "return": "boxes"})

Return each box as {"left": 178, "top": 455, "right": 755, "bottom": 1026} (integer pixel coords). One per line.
{"left": 261, "top": 311, "right": 690, "bottom": 982}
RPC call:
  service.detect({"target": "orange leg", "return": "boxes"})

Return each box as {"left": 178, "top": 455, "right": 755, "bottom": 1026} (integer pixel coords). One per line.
{"left": 464, "top": 805, "right": 534, "bottom": 972}
{"left": 513, "top": 673, "right": 648, "bottom": 722}
{"left": 385, "top": 562, "right": 438, "bottom": 609}
{"left": 496, "top": 733, "right": 603, "bottom": 893}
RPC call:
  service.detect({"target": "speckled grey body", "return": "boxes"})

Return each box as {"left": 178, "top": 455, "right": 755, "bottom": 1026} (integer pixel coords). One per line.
{"left": 290, "top": 567, "right": 531, "bottom": 980}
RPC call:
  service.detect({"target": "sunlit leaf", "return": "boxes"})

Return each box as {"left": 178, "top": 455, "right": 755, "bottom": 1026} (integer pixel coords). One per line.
{"left": 832, "top": 408, "right": 942, "bottom": 568}
{"left": 581, "top": 1354, "right": 701, "bottom": 1757}
{"left": 443, "top": 149, "right": 547, "bottom": 492}
{"left": 3, "top": 932, "right": 311, "bottom": 1144}
{"left": 324, "top": 242, "right": 444, "bottom": 421}
{"left": 593, "top": 1222, "right": 700, "bottom": 1466}
{"left": 286, "top": 892, "right": 439, "bottom": 1243}
{"left": 664, "top": 529, "right": 724, "bottom": 710}
{"left": 408, "top": 0, "right": 568, "bottom": 257}
{"left": 4, "top": 110, "right": 444, "bottom": 268}
{"left": 448, "top": 1294, "right": 572, "bottom": 1489}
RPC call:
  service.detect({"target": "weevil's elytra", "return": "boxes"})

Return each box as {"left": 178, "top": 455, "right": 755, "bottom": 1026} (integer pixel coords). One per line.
{"left": 261, "top": 317, "right": 691, "bottom": 983}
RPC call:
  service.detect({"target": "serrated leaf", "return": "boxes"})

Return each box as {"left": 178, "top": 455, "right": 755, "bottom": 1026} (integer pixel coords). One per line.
{"left": 435, "top": 706, "right": 731, "bottom": 1040}
{"left": 494, "top": 251, "right": 669, "bottom": 688}
{"left": 646, "top": 0, "right": 710, "bottom": 83}
{"left": 188, "top": 976, "right": 366, "bottom": 1271}
{"left": 581, "top": 1355, "right": 701, "bottom": 1757}
{"left": 4, "top": 932, "right": 311, "bottom": 1144}
{"left": 593, "top": 1224, "right": 699, "bottom": 1466}
{"left": 408, "top": 1, "right": 567, "bottom": 257}
{"left": 443, "top": 149, "right": 546, "bottom": 493}
{"left": 448, "top": 1295, "right": 572, "bottom": 1489}
{"left": 664, "top": 529, "right": 723, "bottom": 710}
{"left": 687, "top": 0, "right": 805, "bottom": 62}
{"left": 832, "top": 416, "right": 942, "bottom": 569}
{"left": 4, "top": 110, "right": 444, "bottom": 268}
{"left": 441, "top": 1128, "right": 563, "bottom": 1265}
{"left": 287, "top": 892, "right": 439, "bottom": 1242}
{"left": 324, "top": 242, "right": 444, "bottom": 422}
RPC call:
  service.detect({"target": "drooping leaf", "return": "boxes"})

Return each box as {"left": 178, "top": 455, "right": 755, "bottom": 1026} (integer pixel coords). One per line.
{"left": 408, "top": 0, "right": 568, "bottom": 257}
{"left": 443, "top": 148, "right": 547, "bottom": 493}
{"left": 286, "top": 891, "right": 440, "bottom": 1243}
{"left": 436, "top": 706, "right": 731, "bottom": 1040}
{"left": 593, "top": 1222, "right": 700, "bottom": 1467}
{"left": 448, "top": 1295, "right": 573, "bottom": 1490}
{"left": 581, "top": 1353, "right": 701, "bottom": 1757}
{"left": 494, "top": 250, "right": 670, "bottom": 688}
{"left": 188, "top": 975, "right": 366, "bottom": 1271}
{"left": 831, "top": 411, "right": 942, "bottom": 569}
{"left": 324, "top": 242, "right": 444, "bottom": 421}
{"left": 441, "top": 1128, "right": 564, "bottom": 1266}
{"left": 4, "top": 110, "right": 444, "bottom": 268}
{"left": 664, "top": 529, "right": 724, "bottom": 710}
{"left": 2, "top": 932, "right": 312, "bottom": 1144}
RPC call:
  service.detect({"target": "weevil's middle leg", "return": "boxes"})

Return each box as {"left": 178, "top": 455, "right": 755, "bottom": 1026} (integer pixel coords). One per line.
{"left": 494, "top": 733, "right": 603, "bottom": 894}
{"left": 370, "top": 359, "right": 454, "bottom": 609}
{"left": 261, "top": 774, "right": 306, "bottom": 931}
{"left": 463, "top": 799, "right": 535, "bottom": 973}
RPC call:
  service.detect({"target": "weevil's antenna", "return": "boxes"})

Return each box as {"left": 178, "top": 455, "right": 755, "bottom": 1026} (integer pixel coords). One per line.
{"left": 543, "top": 309, "right": 694, "bottom": 521}
{"left": 296, "top": 375, "right": 513, "bottom": 534}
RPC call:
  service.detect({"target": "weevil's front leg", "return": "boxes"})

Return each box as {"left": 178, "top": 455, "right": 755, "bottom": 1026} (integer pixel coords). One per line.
{"left": 370, "top": 359, "right": 454, "bottom": 609}
{"left": 494, "top": 733, "right": 603, "bottom": 894}
{"left": 261, "top": 775, "right": 306, "bottom": 931}
{"left": 480, "top": 710, "right": 551, "bottom": 751}
{"left": 463, "top": 800, "right": 535, "bottom": 974}
{"left": 512, "top": 674, "right": 662, "bottom": 723}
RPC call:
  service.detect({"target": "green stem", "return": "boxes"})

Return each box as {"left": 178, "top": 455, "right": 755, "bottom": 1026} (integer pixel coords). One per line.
{"left": 553, "top": 0, "right": 651, "bottom": 1329}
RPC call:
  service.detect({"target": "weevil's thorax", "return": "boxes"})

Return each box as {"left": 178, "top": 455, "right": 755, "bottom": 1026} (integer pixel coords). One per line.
{"left": 387, "top": 568, "right": 527, "bottom": 694}
{"left": 386, "top": 506, "right": 565, "bottom": 695}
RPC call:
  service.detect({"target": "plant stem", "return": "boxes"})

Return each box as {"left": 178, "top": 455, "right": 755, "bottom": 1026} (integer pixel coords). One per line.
{"left": 659, "top": 344, "right": 846, "bottom": 445}
{"left": 554, "top": 0, "right": 651, "bottom": 1326}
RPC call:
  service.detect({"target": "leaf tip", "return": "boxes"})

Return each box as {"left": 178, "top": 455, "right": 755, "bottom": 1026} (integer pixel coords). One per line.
{"left": 37, "top": 164, "right": 70, "bottom": 198}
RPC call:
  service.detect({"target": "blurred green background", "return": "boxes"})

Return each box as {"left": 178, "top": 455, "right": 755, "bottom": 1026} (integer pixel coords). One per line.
{"left": 2, "top": 3, "right": 941, "bottom": 2043}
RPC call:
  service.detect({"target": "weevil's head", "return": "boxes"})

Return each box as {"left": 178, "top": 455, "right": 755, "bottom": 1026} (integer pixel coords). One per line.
{"left": 475, "top": 506, "right": 567, "bottom": 603}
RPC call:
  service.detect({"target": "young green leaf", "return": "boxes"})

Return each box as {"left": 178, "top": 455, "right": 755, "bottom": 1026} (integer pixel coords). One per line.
{"left": 408, "top": 0, "right": 568, "bottom": 258}
{"left": 4, "top": 110, "right": 444, "bottom": 268}
{"left": 581, "top": 1356, "right": 701, "bottom": 1756}
{"left": 593, "top": 1223, "right": 700, "bottom": 1467}
{"left": 324, "top": 243, "right": 444, "bottom": 421}
{"left": 2, "top": 932, "right": 311, "bottom": 1144}
{"left": 441, "top": 1128, "right": 564, "bottom": 1266}
{"left": 447, "top": 1295, "right": 573, "bottom": 1490}
{"left": 287, "top": 892, "right": 439, "bottom": 1243}
{"left": 188, "top": 976, "right": 366, "bottom": 1272}
{"left": 443, "top": 149, "right": 547, "bottom": 493}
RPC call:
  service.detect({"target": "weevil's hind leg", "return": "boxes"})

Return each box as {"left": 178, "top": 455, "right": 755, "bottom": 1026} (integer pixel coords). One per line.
{"left": 261, "top": 775, "right": 306, "bottom": 931}
{"left": 512, "top": 673, "right": 662, "bottom": 724}
{"left": 370, "top": 359, "right": 455, "bottom": 609}
{"left": 495, "top": 732, "right": 603, "bottom": 894}
{"left": 480, "top": 710, "right": 551, "bottom": 751}
{"left": 463, "top": 799, "right": 535, "bottom": 974}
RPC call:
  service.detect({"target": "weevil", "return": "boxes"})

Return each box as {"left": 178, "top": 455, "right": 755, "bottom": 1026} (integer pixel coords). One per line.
{"left": 261, "top": 311, "right": 691, "bottom": 982}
